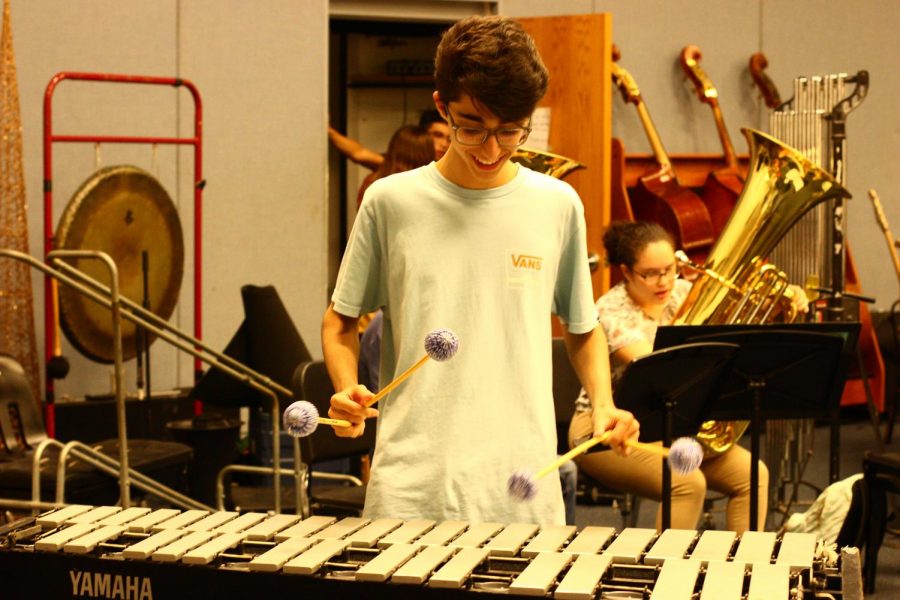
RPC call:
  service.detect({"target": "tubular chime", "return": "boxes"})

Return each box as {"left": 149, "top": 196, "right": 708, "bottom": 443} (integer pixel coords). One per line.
{"left": 766, "top": 72, "right": 868, "bottom": 519}
{"left": 769, "top": 73, "right": 865, "bottom": 290}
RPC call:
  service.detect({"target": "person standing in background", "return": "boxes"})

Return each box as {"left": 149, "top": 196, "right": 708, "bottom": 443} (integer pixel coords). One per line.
{"left": 328, "top": 108, "right": 451, "bottom": 171}
{"left": 354, "top": 124, "right": 434, "bottom": 208}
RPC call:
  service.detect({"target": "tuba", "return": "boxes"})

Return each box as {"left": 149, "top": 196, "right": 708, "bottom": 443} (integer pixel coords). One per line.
{"left": 673, "top": 128, "right": 851, "bottom": 454}
{"left": 511, "top": 147, "right": 585, "bottom": 180}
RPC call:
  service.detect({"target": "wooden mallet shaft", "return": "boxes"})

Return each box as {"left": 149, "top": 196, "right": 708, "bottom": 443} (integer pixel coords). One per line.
{"left": 362, "top": 354, "right": 430, "bottom": 408}
{"left": 535, "top": 432, "right": 670, "bottom": 480}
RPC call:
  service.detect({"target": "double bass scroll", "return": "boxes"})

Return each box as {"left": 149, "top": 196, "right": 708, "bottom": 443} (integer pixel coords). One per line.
{"left": 749, "top": 52, "right": 784, "bottom": 110}
{"left": 680, "top": 45, "right": 744, "bottom": 237}
{"left": 611, "top": 46, "right": 715, "bottom": 265}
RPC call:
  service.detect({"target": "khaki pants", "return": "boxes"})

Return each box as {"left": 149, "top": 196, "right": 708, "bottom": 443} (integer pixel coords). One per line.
{"left": 569, "top": 411, "right": 768, "bottom": 533}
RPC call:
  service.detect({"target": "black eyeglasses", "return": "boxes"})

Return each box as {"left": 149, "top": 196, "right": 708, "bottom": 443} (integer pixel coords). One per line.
{"left": 445, "top": 110, "right": 532, "bottom": 149}
{"left": 631, "top": 263, "right": 680, "bottom": 285}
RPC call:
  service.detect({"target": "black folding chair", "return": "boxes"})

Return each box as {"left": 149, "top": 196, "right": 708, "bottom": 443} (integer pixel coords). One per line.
{"left": 293, "top": 360, "right": 375, "bottom": 516}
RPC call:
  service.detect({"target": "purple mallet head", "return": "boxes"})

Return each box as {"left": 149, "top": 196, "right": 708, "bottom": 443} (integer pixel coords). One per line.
{"left": 283, "top": 400, "right": 319, "bottom": 437}
{"left": 424, "top": 328, "right": 459, "bottom": 362}
{"left": 507, "top": 470, "right": 538, "bottom": 502}
{"left": 668, "top": 437, "right": 704, "bottom": 475}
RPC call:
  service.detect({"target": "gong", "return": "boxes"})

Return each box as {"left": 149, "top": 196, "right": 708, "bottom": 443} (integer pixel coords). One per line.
{"left": 56, "top": 165, "right": 184, "bottom": 363}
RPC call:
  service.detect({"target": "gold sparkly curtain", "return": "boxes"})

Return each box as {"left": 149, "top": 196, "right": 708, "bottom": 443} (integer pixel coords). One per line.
{"left": 0, "top": 0, "right": 41, "bottom": 406}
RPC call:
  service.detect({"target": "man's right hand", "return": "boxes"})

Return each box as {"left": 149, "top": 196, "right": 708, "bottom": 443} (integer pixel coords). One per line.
{"left": 329, "top": 384, "right": 379, "bottom": 438}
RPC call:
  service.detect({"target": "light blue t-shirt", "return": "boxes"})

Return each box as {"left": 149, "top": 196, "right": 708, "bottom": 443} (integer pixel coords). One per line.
{"left": 332, "top": 162, "right": 598, "bottom": 525}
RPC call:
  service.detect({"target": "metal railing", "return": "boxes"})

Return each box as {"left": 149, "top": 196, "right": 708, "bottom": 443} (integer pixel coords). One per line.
{"left": 0, "top": 248, "right": 305, "bottom": 514}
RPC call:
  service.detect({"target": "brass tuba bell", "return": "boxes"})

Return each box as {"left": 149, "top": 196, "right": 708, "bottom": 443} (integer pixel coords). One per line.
{"left": 673, "top": 128, "right": 851, "bottom": 454}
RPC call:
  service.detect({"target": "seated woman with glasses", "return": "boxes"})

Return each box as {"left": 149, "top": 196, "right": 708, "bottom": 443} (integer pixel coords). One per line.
{"left": 568, "top": 220, "right": 794, "bottom": 533}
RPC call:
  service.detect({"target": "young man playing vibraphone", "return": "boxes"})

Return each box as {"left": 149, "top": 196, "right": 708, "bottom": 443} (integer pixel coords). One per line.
{"left": 322, "top": 15, "right": 639, "bottom": 525}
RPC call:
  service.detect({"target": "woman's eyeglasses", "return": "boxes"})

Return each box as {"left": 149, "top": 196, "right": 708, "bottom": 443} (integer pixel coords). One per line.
{"left": 632, "top": 263, "right": 680, "bottom": 285}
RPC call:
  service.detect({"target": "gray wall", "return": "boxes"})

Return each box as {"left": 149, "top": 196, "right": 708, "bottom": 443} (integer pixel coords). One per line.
{"left": 11, "top": 0, "right": 328, "bottom": 398}
{"left": 7, "top": 0, "right": 899, "bottom": 400}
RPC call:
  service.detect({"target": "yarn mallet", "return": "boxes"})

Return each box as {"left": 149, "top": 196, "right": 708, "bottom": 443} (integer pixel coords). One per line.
{"left": 508, "top": 434, "right": 704, "bottom": 501}
{"left": 283, "top": 328, "right": 459, "bottom": 437}
{"left": 361, "top": 327, "right": 459, "bottom": 410}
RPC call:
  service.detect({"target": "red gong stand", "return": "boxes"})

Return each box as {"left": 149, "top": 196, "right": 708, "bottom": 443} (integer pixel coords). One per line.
{"left": 43, "top": 72, "right": 204, "bottom": 437}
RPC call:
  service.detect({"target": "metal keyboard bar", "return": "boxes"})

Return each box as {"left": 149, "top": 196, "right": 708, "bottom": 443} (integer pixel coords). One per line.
{"left": 775, "top": 532, "right": 816, "bottom": 571}
{"left": 644, "top": 529, "right": 697, "bottom": 565}
{"left": 355, "top": 542, "right": 420, "bottom": 582}
{"left": 377, "top": 518, "right": 436, "bottom": 547}
{"left": 521, "top": 524, "right": 576, "bottom": 557}
{"left": 152, "top": 530, "right": 216, "bottom": 562}
{"left": 69, "top": 505, "right": 122, "bottom": 524}
{"left": 247, "top": 536, "right": 315, "bottom": 572}
{"left": 283, "top": 539, "right": 349, "bottom": 575}
{"left": 649, "top": 558, "right": 701, "bottom": 600}
{"left": 185, "top": 511, "right": 238, "bottom": 532}
{"left": 602, "top": 528, "right": 657, "bottom": 564}
{"left": 689, "top": 529, "right": 737, "bottom": 565}
{"left": 700, "top": 560, "right": 745, "bottom": 600}
{"left": 449, "top": 522, "right": 503, "bottom": 549}
{"left": 554, "top": 553, "right": 613, "bottom": 600}
{"left": 214, "top": 512, "right": 267, "bottom": 534}
{"left": 310, "top": 517, "right": 369, "bottom": 540}
{"left": 509, "top": 550, "right": 572, "bottom": 596}
{"left": 127, "top": 508, "right": 181, "bottom": 532}
{"left": 564, "top": 526, "right": 615, "bottom": 555}
{"left": 122, "top": 528, "right": 186, "bottom": 560}
{"left": 428, "top": 547, "right": 489, "bottom": 588}
{"left": 733, "top": 531, "right": 777, "bottom": 569}
{"left": 63, "top": 524, "right": 125, "bottom": 554}
{"left": 98, "top": 506, "right": 151, "bottom": 527}
{"left": 152, "top": 509, "right": 208, "bottom": 531}
{"left": 276, "top": 515, "right": 337, "bottom": 540}
{"left": 37, "top": 504, "right": 92, "bottom": 528}
{"left": 748, "top": 562, "right": 790, "bottom": 599}
{"left": 244, "top": 514, "right": 301, "bottom": 541}
{"left": 183, "top": 532, "right": 246, "bottom": 565}
{"left": 416, "top": 520, "right": 468, "bottom": 546}
{"left": 34, "top": 523, "right": 99, "bottom": 551}
{"left": 392, "top": 544, "right": 456, "bottom": 584}
{"left": 347, "top": 518, "right": 404, "bottom": 548}
{"left": 484, "top": 522, "right": 539, "bottom": 556}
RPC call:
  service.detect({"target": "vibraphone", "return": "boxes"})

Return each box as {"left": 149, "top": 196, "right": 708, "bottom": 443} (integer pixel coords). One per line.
{"left": 0, "top": 506, "right": 846, "bottom": 599}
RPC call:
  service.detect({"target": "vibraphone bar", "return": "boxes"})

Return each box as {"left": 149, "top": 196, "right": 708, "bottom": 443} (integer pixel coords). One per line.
{"left": 0, "top": 506, "right": 846, "bottom": 599}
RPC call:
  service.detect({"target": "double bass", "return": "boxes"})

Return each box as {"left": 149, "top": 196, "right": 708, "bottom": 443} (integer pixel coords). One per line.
{"left": 611, "top": 48, "right": 715, "bottom": 264}
{"left": 679, "top": 45, "right": 744, "bottom": 237}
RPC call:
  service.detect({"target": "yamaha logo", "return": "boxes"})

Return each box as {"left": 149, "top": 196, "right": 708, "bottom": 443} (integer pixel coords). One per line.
{"left": 70, "top": 570, "right": 153, "bottom": 600}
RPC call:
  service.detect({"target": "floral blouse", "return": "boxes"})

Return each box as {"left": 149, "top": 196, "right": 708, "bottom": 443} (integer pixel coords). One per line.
{"left": 575, "top": 278, "right": 692, "bottom": 412}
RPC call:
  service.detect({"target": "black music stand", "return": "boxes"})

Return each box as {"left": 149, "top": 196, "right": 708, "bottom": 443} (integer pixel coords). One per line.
{"left": 581, "top": 342, "right": 738, "bottom": 529}
{"left": 655, "top": 324, "right": 855, "bottom": 531}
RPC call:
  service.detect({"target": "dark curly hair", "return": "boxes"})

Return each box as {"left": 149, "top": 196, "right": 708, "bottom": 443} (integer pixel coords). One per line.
{"left": 603, "top": 221, "right": 674, "bottom": 268}
{"left": 434, "top": 16, "right": 548, "bottom": 122}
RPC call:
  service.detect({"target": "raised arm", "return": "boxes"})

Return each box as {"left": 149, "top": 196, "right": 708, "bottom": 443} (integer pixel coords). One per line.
{"left": 327, "top": 126, "right": 384, "bottom": 171}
